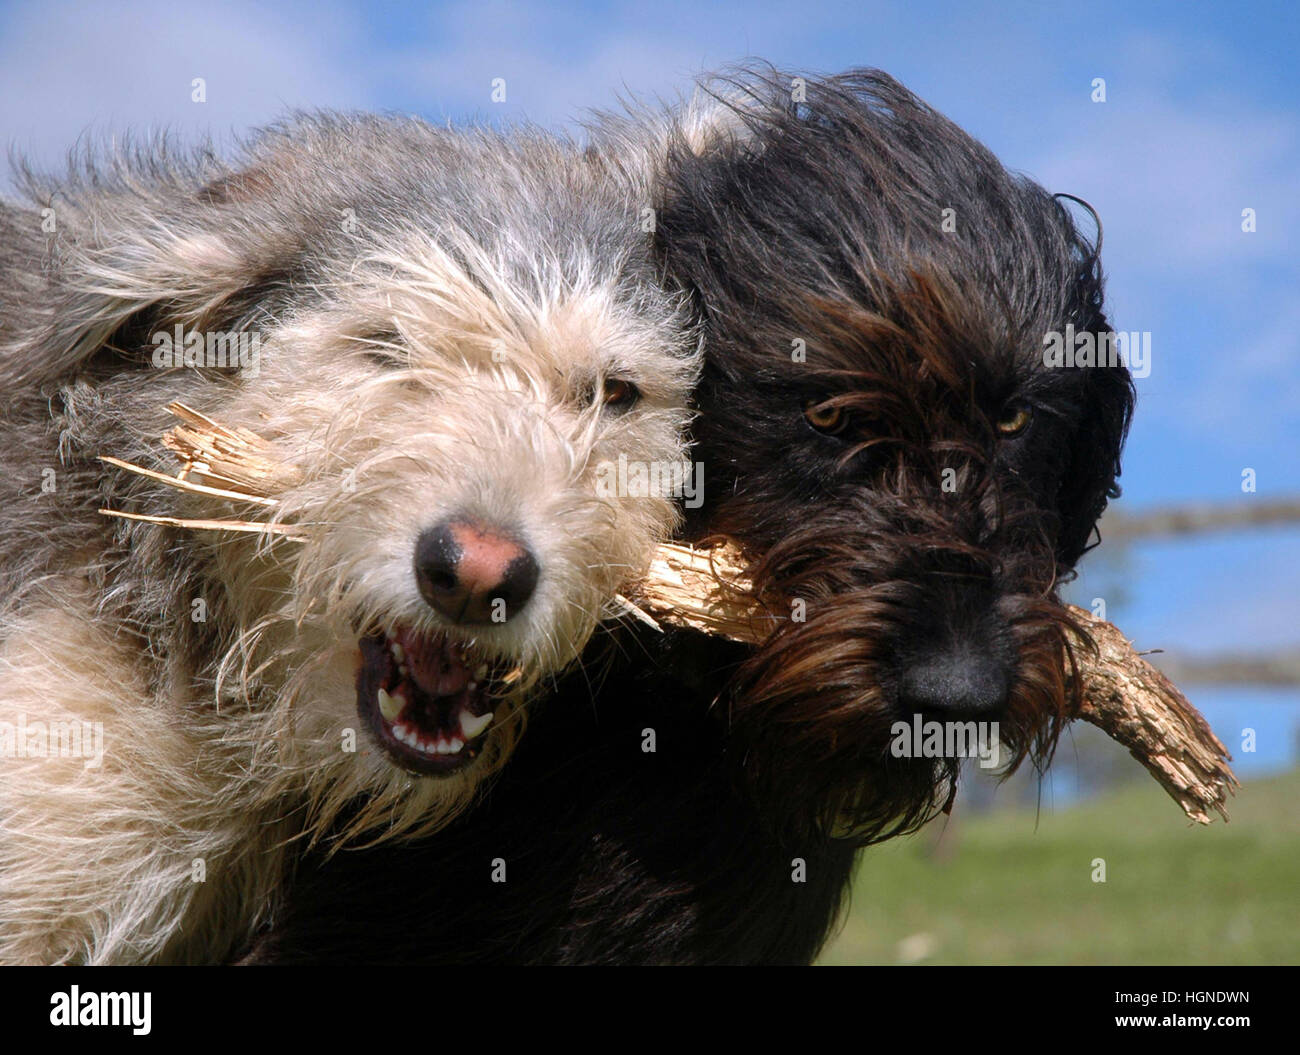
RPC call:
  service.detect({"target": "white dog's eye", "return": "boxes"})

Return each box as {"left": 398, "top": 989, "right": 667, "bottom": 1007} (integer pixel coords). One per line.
{"left": 600, "top": 378, "right": 640, "bottom": 411}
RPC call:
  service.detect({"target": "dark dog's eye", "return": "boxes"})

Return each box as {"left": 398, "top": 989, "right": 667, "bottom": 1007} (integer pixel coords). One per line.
{"left": 996, "top": 401, "right": 1033, "bottom": 438}
{"left": 602, "top": 378, "right": 640, "bottom": 410}
{"left": 804, "top": 399, "right": 847, "bottom": 436}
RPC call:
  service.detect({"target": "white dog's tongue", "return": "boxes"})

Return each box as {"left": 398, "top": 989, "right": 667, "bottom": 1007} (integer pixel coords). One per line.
{"left": 396, "top": 627, "right": 471, "bottom": 698}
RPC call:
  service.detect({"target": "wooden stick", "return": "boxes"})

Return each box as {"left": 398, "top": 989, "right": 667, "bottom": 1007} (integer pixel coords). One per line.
{"left": 99, "top": 403, "right": 299, "bottom": 537}
{"left": 160, "top": 401, "right": 291, "bottom": 493}
{"left": 100, "top": 406, "right": 1237, "bottom": 824}
{"left": 97, "top": 456, "right": 280, "bottom": 506}
{"left": 99, "top": 508, "right": 304, "bottom": 538}
{"left": 1065, "top": 604, "right": 1238, "bottom": 824}
{"left": 629, "top": 543, "right": 1238, "bottom": 825}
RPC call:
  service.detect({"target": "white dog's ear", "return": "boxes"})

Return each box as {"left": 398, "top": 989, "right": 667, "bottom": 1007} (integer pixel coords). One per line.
{"left": 673, "top": 86, "right": 760, "bottom": 157}
{"left": 582, "top": 80, "right": 761, "bottom": 190}
{"left": 0, "top": 155, "right": 293, "bottom": 392}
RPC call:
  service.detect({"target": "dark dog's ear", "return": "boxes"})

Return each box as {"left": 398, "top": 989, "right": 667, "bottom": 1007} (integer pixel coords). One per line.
{"left": 1049, "top": 194, "right": 1136, "bottom": 570}
{"left": 1054, "top": 335, "right": 1136, "bottom": 569}
{"left": 0, "top": 150, "right": 294, "bottom": 394}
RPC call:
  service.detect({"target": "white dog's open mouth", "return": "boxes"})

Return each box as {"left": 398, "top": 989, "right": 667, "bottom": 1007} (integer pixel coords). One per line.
{"left": 356, "top": 626, "right": 502, "bottom": 776}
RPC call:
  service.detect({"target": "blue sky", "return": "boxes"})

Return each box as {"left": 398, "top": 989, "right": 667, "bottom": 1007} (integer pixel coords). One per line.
{"left": 2, "top": 0, "right": 1296, "bottom": 769}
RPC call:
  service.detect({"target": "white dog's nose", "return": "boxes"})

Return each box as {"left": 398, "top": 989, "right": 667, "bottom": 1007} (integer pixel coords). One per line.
{"left": 414, "top": 520, "right": 539, "bottom": 625}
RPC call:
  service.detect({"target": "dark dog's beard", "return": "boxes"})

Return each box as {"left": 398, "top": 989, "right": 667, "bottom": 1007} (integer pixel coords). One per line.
{"left": 718, "top": 491, "right": 1090, "bottom": 844}
{"left": 729, "top": 582, "right": 1084, "bottom": 843}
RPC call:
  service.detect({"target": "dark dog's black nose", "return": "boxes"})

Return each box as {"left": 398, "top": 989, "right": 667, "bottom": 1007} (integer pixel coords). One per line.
{"left": 897, "top": 646, "right": 1009, "bottom": 717}
{"left": 414, "top": 520, "right": 539, "bottom": 625}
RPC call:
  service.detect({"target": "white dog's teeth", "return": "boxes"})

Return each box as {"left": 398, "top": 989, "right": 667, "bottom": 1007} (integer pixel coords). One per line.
{"left": 460, "top": 711, "right": 494, "bottom": 739}
{"left": 377, "top": 688, "right": 402, "bottom": 721}
{"left": 390, "top": 641, "right": 405, "bottom": 664}
{"left": 448, "top": 737, "right": 464, "bottom": 754}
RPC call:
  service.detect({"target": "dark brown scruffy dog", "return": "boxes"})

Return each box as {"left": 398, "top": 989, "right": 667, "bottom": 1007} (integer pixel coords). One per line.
{"left": 670, "top": 68, "right": 1135, "bottom": 841}
{"left": 242, "top": 67, "right": 1135, "bottom": 964}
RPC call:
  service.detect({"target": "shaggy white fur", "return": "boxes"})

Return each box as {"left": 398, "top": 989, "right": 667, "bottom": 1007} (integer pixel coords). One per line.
{"left": 0, "top": 115, "right": 699, "bottom": 963}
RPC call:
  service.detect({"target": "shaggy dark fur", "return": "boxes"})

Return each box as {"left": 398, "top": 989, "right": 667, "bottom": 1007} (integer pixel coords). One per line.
{"left": 241, "top": 66, "right": 1134, "bottom": 964}
{"left": 239, "top": 626, "right": 855, "bottom": 964}
{"left": 666, "top": 66, "right": 1134, "bottom": 840}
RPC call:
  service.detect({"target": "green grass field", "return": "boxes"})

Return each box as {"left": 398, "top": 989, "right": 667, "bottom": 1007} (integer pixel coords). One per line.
{"left": 817, "top": 768, "right": 1300, "bottom": 965}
